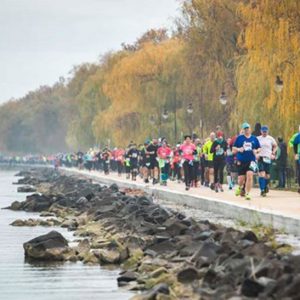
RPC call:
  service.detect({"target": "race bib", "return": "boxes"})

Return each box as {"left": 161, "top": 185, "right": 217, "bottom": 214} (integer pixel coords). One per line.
{"left": 132, "top": 153, "right": 137, "bottom": 158}
{"left": 249, "top": 161, "right": 258, "bottom": 172}
{"left": 226, "top": 149, "right": 232, "bottom": 156}
{"left": 216, "top": 148, "right": 224, "bottom": 156}
{"left": 243, "top": 142, "right": 252, "bottom": 151}
{"left": 263, "top": 157, "right": 271, "bottom": 164}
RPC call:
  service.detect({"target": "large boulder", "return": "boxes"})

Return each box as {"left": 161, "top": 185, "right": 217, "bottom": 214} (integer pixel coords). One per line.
{"left": 23, "top": 231, "right": 69, "bottom": 261}
{"left": 17, "top": 185, "right": 37, "bottom": 193}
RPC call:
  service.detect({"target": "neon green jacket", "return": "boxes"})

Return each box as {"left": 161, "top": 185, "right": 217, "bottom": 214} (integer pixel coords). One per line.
{"left": 202, "top": 140, "right": 214, "bottom": 161}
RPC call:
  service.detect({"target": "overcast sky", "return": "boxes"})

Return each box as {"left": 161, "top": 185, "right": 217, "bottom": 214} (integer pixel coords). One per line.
{"left": 0, "top": 0, "right": 180, "bottom": 103}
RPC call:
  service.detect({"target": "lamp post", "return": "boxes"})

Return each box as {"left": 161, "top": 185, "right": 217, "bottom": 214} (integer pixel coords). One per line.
{"left": 274, "top": 60, "right": 295, "bottom": 93}
{"left": 162, "top": 108, "right": 169, "bottom": 120}
{"left": 187, "top": 103, "right": 193, "bottom": 135}
{"left": 218, "top": 80, "right": 237, "bottom": 132}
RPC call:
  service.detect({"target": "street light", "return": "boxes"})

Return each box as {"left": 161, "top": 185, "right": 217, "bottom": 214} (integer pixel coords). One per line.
{"left": 162, "top": 108, "right": 169, "bottom": 120}
{"left": 275, "top": 75, "right": 284, "bottom": 93}
{"left": 187, "top": 103, "right": 193, "bottom": 114}
{"left": 149, "top": 115, "right": 155, "bottom": 125}
{"left": 274, "top": 60, "right": 294, "bottom": 93}
{"left": 219, "top": 91, "right": 228, "bottom": 105}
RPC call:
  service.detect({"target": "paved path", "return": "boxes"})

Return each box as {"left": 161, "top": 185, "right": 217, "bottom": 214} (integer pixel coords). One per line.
{"left": 62, "top": 168, "right": 300, "bottom": 235}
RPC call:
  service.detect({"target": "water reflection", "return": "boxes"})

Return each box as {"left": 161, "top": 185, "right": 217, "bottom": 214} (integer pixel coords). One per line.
{"left": 0, "top": 169, "right": 133, "bottom": 300}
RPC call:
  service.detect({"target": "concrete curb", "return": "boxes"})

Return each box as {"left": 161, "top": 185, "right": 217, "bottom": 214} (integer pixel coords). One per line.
{"left": 63, "top": 168, "right": 300, "bottom": 236}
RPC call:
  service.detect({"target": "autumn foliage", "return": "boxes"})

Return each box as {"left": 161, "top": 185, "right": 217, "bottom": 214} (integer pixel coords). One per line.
{"left": 0, "top": 0, "right": 299, "bottom": 153}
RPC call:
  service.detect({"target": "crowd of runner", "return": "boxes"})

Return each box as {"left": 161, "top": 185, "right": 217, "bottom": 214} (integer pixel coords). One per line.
{"left": 53, "top": 123, "right": 300, "bottom": 200}
{"left": 2, "top": 123, "right": 299, "bottom": 200}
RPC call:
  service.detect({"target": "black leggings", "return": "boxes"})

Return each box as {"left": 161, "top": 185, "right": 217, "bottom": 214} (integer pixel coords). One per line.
{"left": 214, "top": 160, "right": 225, "bottom": 184}
{"left": 172, "top": 163, "right": 182, "bottom": 180}
{"left": 192, "top": 161, "right": 200, "bottom": 181}
{"left": 183, "top": 160, "right": 194, "bottom": 187}
{"left": 117, "top": 161, "right": 123, "bottom": 174}
{"left": 297, "top": 162, "right": 300, "bottom": 186}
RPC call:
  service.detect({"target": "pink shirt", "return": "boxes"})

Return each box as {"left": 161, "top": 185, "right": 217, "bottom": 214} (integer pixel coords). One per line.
{"left": 157, "top": 147, "right": 172, "bottom": 159}
{"left": 180, "top": 143, "right": 196, "bottom": 161}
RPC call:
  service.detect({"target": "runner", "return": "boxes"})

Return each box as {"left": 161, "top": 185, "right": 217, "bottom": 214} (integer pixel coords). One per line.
{"left": 171, "top": 144, "right": 182, "bottom": 183}
{"left": 289, "top": 125, "right": 300, "bottom": 190}
{"left": 157, "top": 140, "right": 172, "bottom": 186}
{"left": 146, "top": 138, "right": 159, "bottom": 185}
{"left": 233, "top": 123, "right": 261, "bottom": 200}
{"left": 140, "top": 140, "right": 151, "bottom": 183}
{"left": 276, "top": 137, "right": 287, "bottom": 189}
{"left": 127, "top": 143, "right": 140, "bottom": 181}
{"left": 115, "top": 147, "right": 125, "bottom": 176}
{"left": 292, "top": 129, "right": 300, "bottom": 193}
{"left": 101, "top": 146, "right": 111, "bottom": 175}
{"left": 257, "top": 126, "right": 277, "bottom": 197}
{"left": 124, "top": 146, "right": 131, "bottom": 179}
{"left": 180, "top": 135, "right": 196, "bottom": 190}
{"left": 202, "top": 132, "right": 216, "bottom": 189}
{"left": 192, "top": 138, "right": 202, "bottom": 188}
{"left": 211, "top": 131, "right": 227, "bottom": 192}
{"left": 226, "top": 137, "right": 238, "bottom": 190}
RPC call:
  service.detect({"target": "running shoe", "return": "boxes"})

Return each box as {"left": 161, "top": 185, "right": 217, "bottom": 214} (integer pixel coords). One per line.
{"left": 245, "top": 193, "right": 251, "bottom": 200}
{"left": 260, "top": 191, "right": 266, "bottom": 197}
{"left": 235, "top": 186, "right": 241, "bottom": 196}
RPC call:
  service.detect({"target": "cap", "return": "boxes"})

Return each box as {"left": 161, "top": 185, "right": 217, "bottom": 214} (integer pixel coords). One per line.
{"left": 241, "top": 122, "right": 250, "bottom": 129}
{"left": 261, "top": 125, "right": 269, "bottom": 132}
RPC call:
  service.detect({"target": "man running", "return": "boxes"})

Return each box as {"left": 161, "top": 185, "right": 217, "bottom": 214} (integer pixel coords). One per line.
{"left": 127, "top": 143, "right": 140, "bottom": 181}
{"left": 146, "top": 139, "right": 159, "bottom": 185}
{"left": 202, "top": 132, "right": 216, "bottom": 189}
{"left": 292, "top": 129, "right": 300, "bottom": 193}
{"left": 211, "top": 131, "right": 227, "bottom": 192}
{"left": 289, "top": 125, "right": 300, "bottom": 191}
{"left": 233, "top": 123, "right": 261, "bottom": 200}
{"left": 257, "top": 126, "right": 277, "bottom": 197}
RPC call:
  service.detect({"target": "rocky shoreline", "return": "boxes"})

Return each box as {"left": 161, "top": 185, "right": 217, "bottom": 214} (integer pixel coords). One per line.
{"left": 5, "top": 168, "right": 300, "bottom": 299}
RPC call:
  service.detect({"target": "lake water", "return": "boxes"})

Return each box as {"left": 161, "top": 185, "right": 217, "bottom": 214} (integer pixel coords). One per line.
{"left": 0, "top": 169, "right": 133, "bottom": 300}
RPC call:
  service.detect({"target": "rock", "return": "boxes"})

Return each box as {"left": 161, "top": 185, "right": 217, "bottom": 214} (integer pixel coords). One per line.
{"left": 82, "top": 251, "right": 99, "bottom": 264}
{"left": 242, "top": 243, "right": 273, "bottom": 258}
{"left": 10, "top": 219, "right": 37, "bottom": 226}
{"left": 98, "top": 249, "right": 120, "bottom": 264}
{"left": 9, "top": 201, "right": 22, "bottom": 210}
{"left": 241, "top": 278, "right": 264, "bottom": 297}
{"left": 76, "top": 197, "right": 89, "bottom": 208}
{"left": 40, "top": 211, "right": 56, "bottom": 217}
{"left": 151, "top": 283, "right": 170, "bottom": 296}
{"left": 150, "top": 267, "right": 168, "bottom": 278}
{"left": 117, "top": 271, "right": 137, "bottom": 284}
{"left": 165, "top": 219, "right": 188, "bottom": 236}
{"left": 193, "top": 230, "right": 214, "bottom": 241}
{"left": 10, "top": 219, "right": 26, "bottom": 226}
{"left": 61, "top": 218, "right": 78, "bottom": 230}
{"left": 17, "top": 185, "right": 37, "bottom": 193}
{"left": 192, "top": 241, "right": 220, "bottom": 263}
{"left": 109, "top": 183, "right": 119, "bottom": 192}
{"left": 177, "top": 267, "right": 199, "bottom": 283}
{"left": 242, "top": 231, "right": 258, "bottom": 243}
{"left": 147, "top": 240, "right": 178, "bottom": 255}
{"left": 23, "top": 231, "right": 69, "bottom": 260}
{"left": 77, "top": 239, "right": 90, "bottom": 253}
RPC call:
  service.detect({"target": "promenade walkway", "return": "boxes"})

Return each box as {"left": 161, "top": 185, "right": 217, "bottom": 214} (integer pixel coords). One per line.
{"left": 63, "top": 168, "right": 300, "bottom": 235}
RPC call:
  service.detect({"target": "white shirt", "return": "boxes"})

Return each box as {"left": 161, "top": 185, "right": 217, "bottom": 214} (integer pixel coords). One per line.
{"left": 257, "top": 135, "right": 277, "bottom": 158}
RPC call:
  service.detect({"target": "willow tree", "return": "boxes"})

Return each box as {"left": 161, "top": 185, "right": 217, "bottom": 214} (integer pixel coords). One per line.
{"left": 235, "top": 0, "right": 300, "bottom": 137}
{"left": 95, "top": 36, "right": 185, "bottom": 145}
{"left": 176, "top": 0, "right": 243, "bottom": 136}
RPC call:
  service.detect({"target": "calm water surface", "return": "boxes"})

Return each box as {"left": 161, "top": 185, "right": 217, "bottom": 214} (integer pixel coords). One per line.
{"left": 0, "top": 170, "right": 133, "bottom": 300}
